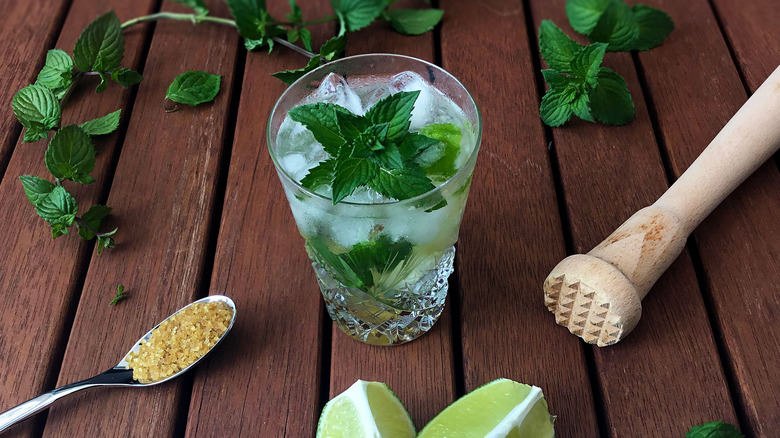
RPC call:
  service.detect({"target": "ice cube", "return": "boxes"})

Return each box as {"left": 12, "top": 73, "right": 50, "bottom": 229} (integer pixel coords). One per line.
{"left": 280, "top": 154, "right": 309, "bottom": 181}
{"left": 390, "top": 71, "right": 435, "bottom": 130}
{"left": 330, "top": 217, "right": 376, "bottom": 248}
{"left": 311, "top": 73, "right": 364, "bottom": 115}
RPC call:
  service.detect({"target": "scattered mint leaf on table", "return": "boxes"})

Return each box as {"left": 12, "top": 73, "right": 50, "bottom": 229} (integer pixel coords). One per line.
{"left": 632, "top": 4, "right": 674, "bottom": 51}
{"left": 172, "top": 0, "right": 209, "bottom": 16}
{"left": 332, "top": 0, "right": 389, "bottom": 33}
{"left": 77, "top": 205, "right": 113, "bottom": 240}
{"left": 590, "top": 67, "right": 635, "bottom": 124}
{"left": 384, "top": 9, "right": 443, "bottom": 35}
{"left": 112, "top": 68, "right": 143, "bottom": 88}
{"left": 165, "top": 71, "right": 221, "bottom": 107}
{"left": 19, "top": 176, "right": 56, "bottom": 206}
{"left": 538, "top": 20, "right": 583, "bottom": 72}
{"left": 12, "top": 84, "right": 61, "bottom": 142}
{"left": 73, "top": 11, "right": 124, "bottom": 74}
{"left": 588, "top": 0, "right": 639, "bottom": 52}
{"left": 45, "top": 125, "right": 96, "bottom": 184}
{"left": 686, "top": 421, "right": 744, "bottom": 438}
{"left": 566, "top": 0, "right": 612, "bottom": 35}
{"left": 80, "top": 109, "right": 121, "bottom": 136}
{"left": 110, "top": 284, "right": 128, "bottom": 306}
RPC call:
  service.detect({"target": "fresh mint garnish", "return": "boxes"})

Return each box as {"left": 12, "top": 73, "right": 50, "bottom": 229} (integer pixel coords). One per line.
{"left": 384, "top": 9, "right": 444, "bottom": 35}
{"left": 291, "top": 91, "right": 451, "bottom": 204}
{"left": 165, "top": 71, "right": 221, "bottom": 108}
{"left": 686, "top": 421, "right": 743, "bottom": 438}
{"left": 80, "top": 109, "right": 121, "bottom": 136}
{"left": 417, "top": 123, "right": 462, "bottom": 181}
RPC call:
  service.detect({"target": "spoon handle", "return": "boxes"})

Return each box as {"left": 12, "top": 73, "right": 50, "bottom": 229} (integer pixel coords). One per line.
{"left": 0, "top": 379, "right": 96, "bottom": 433}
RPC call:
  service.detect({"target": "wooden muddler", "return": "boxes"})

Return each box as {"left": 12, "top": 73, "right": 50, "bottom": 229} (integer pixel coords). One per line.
{"left": 543, "top": 65, "right": 780, "bottom": 346}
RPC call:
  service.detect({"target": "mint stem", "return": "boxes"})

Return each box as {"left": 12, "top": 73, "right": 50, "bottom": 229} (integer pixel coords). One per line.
{"left": 120, "top": 12, "right": 316, "bottom": 59}
{"left": 75, "top": 216, "right": 111, "bottom": 238}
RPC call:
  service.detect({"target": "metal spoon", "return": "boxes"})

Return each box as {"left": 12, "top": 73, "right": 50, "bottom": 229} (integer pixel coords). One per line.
{"left": 0, "top": 295, "right": 236, "bottom": 433}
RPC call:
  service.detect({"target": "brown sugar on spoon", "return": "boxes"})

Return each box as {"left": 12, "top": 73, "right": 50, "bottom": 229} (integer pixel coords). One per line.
{"left": 126, "top": 301, "right": 233, "bottom": 383}
{"left": 544, "top": 65, "right": 780, "bottom": 346}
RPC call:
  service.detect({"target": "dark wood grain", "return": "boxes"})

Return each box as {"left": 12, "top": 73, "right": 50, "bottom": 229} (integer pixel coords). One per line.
{"left": 183, "top": 1, "right": 332, "bottom": 436}
{"left": 710, "top": 0, "right": 780, "bottom": 91}
{"left": 0, "top": 0, "right": 70, "bottom": 174}
{"left": 0, "top": 1, "right": 155, "bottom": 437}
{"left": 326, "top": 0, "right": 458, "bottom": 430}
{"left": 438, "top": 1, "right": 600, "bottom": 436}
{"left": 636, "top": 0, "right": 780, "bottom": 435}
{"left": 526, "top": 2, "right": 738, "bottom": 436}
{"left": 38, "top": 1, "right": 239, "bottom": 436}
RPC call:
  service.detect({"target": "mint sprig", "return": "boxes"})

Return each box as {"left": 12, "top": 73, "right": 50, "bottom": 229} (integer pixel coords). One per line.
{"left": 566, "top": 0, "right": 673, "bottom": 52}
{"left": 290, "top": 91, "right": 443, "bottom": 204}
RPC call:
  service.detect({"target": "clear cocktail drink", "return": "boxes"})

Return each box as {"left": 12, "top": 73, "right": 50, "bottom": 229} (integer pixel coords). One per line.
{"left": 268, "top": 54, "right": 481, "bottom": 345}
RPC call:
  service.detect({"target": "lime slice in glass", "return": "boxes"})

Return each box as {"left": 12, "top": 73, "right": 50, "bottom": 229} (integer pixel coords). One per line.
{"left": 317, "top": 380, "right": 416, "bottom": 438}
{"left": 418, "top": 378, "right": 555, "bottom": 438}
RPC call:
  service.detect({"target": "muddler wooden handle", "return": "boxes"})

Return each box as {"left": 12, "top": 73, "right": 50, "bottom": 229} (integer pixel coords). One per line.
{"left": 543, "top": 65, "right": 780, "bottom": 346}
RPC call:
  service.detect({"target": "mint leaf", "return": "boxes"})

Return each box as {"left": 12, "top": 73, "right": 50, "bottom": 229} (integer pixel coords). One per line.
{"left": 538, "top": 20, "right": 583, "bottom": 71}
{"left": 23, "top": 124, "right": 51, "bottom": 143}
{"left": 370, "top": 164, "right": 435, "bottom": 200}
{"left": 384, "top": 9, "right": 443, "bottom": 35}
{"left": 570, "top": 92, "right": 594, "bottom": 122}
{"left": 165, "top": 71, "right": 221, "bottom": 106}
{"left": 112, "top": 68, "right": 143, "bottom": 87}
{"left": 541, "top": 69, "right": 570, "bottom": 89}
{"left": 225, "top": 0, "right": 284, "bottom": 52}
{"left": 571, "top": 43, "right": 607, "bottom": 87}
{"left": 418, "top": 123, "right": 461, "bottom": 180}
{"left": 686, "top": 421, "right": 744, "bottom": 438}
{"left": 540, "top": 88, "right": 575, "bottom": 127}
{"left": 286, "top": 0, "right": 303, "bottom": 23}
{"left": 45, "top": 125, "right": 96, "bottom": 184}
{"left": 589, "top": 0, "right": 639, "bottom": 52}
{"left": 332, "top": 156, "right": 378, "bottom": 203}
{"left": 109, "top": 284, "right": 127, "bottom": 306}
{"left": 73, "top": 11, "right": 124, "bottom": 72}
{"left": 299, "top": 28, "right": 313, "bottom": 52}
{"left": 566, "top": 0, "right": 612, "bottom": 35}
{"left": 369, "top": 144, "right": 403, "bottom": 170}
{"left": 331, "top": 0, "right": 389, "bottom": 32}
{"left": 35, "top": 49, "right": 74, "bottom": 99}
{"left": 398, "top": 132, "right": 439, "bottom": 159}
{"left": 97, "top": 233, "right": 117, "bottom": 254}
{"left": 51, "top": 223, "right": 69, "bottom": 239}
{"left": 320, "top": 35, "right": 346, "bottom": 61}
{"left": 366, "top": 91, "right": 419, "bottom": 143}
{"left": 172, "top": 0, "right": 209, "bottom": 15}
{"left": 80, "top": 109, "right": 121, "bottom": 136}
{"left": 300, "top": 159, "right": 336, "bottom": 191}
{"left": 288, "top": 103, "right": 346, "bottom": 155}
{"left": 19, "top": 175, "right": 55, "bottom": 206}
{"left": 590, "top": 67, "right": 634, "bottom": 125}
{"left": 35, "top": 186, "right": 78, "bottom": 227}
{"left": 632, "top": 4, "right": 674, "bottom": 50}
{"left": 12, "top": 85, "right": 61, "bottom": 142}
{"left": 272, "top": 55, "right": 321, "bottom": 85}
{"left": 77, "top": 204, "right": 112, "bottom": 240}
{"left": 334, "top": 108, "right": 371, "bottom": 141}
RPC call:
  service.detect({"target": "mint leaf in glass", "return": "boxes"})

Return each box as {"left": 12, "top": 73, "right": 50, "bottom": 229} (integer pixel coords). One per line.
{"left": 288, "top": 103, "right": 346, "bottom": 155}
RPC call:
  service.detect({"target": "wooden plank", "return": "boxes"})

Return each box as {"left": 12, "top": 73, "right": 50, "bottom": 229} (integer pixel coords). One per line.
{"left": 636, "top": 1, "right": 780, "bottom": 435}
{"left": 183, "top": 1, "right": 332, "bottom": 436}
{"left": 526, "top": 2, "right": 738, "bottom": 436}
{"left": 0, "top": 1, "right": 156, "bottom": 437}
{"left": 438, "top": 1, "right": 600, "bottom": 436}
{"left": 710, "top": 0, "right": 780, "bottom": 91}
{"left": 0, "top": 0, "right": 70, "bottom": 173}
{"left": 38, "top": 1, "right": 240, "bottom": 436}
{"left": 327, "top": 0, "right": 458, "bottom": 430}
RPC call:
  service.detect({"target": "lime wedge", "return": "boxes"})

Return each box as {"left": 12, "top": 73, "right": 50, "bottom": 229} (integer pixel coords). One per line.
{"left": 418, "top": 378, "right": 555, "bottom": 438}
{"left": 317, "top": 380, "right": 416, "bottom": 438}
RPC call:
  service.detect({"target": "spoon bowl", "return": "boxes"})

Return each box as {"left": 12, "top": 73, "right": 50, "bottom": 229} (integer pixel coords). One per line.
{"left": 0, "top": 295, "right": 236, "bottom": 433}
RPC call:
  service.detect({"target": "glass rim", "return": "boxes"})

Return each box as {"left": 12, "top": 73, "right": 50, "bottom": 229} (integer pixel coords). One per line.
{"left": 267, "top": 53, "right": 483, "bottom": 207}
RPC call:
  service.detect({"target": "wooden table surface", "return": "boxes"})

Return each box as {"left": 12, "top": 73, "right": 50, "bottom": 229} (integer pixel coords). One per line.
{"left": 0, "top": 0, "right": 778, "bottom": 436}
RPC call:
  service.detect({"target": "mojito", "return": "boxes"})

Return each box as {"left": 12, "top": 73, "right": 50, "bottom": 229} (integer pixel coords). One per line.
{"left": 268, "top": 55, "right": 481, "bottom": 345}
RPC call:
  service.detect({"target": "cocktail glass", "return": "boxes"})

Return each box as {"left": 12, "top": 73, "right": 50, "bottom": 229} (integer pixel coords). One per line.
{"left": 268, "top": 54, "right": 481, "bottom": 346}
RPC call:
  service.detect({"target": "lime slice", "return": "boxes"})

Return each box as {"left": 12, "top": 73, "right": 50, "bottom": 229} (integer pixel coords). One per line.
{"left": 317, "top": 380, "right": 416, "bottom": 438}
{"left": 418, "top": 378, "right": 555, "bottom": 438}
